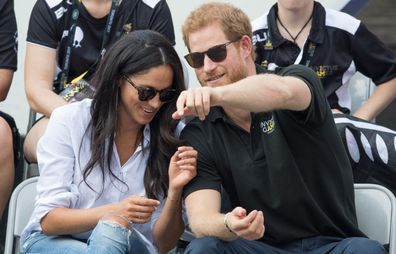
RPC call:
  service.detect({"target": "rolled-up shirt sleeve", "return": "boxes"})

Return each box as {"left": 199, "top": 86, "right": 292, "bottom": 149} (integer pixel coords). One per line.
{"left": 34, "top": 106, "right": 80, "bottom": 223}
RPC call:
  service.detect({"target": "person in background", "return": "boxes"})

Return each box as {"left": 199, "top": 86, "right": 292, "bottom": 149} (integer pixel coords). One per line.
{"left": 173, "top": 2, "right": 386, "bottom": 253}
{"left": 252, "top": 0, "right": 396, "bottom": 194}
{"left": 24, "top": 0, "right": 175, "bottom": 163}
{"left": 20, "top": 30, "right": 197, "bottom": 254}
{"left": 0, "top": 0, "right": 19, "bottom": 220}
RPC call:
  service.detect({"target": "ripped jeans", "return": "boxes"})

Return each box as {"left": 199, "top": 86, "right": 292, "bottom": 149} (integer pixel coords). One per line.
{"left": 20, "top": 220, "right": 152, "bottom": 254}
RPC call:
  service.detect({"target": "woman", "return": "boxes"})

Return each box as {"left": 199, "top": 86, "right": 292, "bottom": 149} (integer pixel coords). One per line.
{"left": 24, "top": 0, "right": 175, "bottom": 162}
{"left": 20, "top": 30, "right": 196, "bottom": 254}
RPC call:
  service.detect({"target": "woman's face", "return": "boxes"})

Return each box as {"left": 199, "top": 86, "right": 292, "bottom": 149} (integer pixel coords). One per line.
{"left": 118, "top": 64, "right": 174, "bottom": 128}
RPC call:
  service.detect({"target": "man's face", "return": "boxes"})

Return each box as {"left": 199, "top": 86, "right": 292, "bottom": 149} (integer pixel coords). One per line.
{"left": 187, "top": 23, "right": 248, "bottom": 87}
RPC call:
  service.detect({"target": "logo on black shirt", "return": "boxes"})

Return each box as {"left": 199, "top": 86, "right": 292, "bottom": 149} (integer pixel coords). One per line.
{"left": 311, "top": 65, "right": 339, "bottom": 78}
{"left": 260, "top": 116, "right": 275, "bottom": 134}
{"left": 252, "top": 30, "right": 268, "bottom": 45}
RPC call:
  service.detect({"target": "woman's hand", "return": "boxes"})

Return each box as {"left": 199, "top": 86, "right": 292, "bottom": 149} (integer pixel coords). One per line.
{"left": 168, "top": 146, "right": 197, "bottom": 192}
{"left": 116, "top": 195, "right": 160, "bottom": 224}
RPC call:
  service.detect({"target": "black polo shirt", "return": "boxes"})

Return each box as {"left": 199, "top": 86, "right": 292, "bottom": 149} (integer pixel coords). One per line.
{"left": 252, "top": 1, "right": 396, "bottom": 114}
{"left": 0, "top": 0, "right": 17, "bottom": 70}
{"left": 27, "top": 0, "right": 175, "bottom": 83}
{"left": 182, "top": 64, "right": 363, "bottom": 244}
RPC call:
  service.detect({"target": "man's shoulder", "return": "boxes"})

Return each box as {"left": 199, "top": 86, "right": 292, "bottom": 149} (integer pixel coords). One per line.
{"left": 251, "top": 12, "right": 269, "bottom": 32}
{"left": 275, "top": 64, "right": 316, "bottom": 78}
{"left": 182, "top": 108, "right": 225, "bottom": 133}
{"left": 324, "top": 7, "right": 361, "bottom": 36}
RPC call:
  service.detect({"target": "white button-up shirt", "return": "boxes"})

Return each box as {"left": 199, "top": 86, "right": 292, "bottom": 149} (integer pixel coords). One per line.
{"left": 21, "top": 99, "right": 163, "bottom": 253}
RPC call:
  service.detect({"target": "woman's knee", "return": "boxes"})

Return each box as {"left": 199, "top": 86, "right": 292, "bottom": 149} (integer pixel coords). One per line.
{"left": 24, "top": 117, "right": 49, "bottom": 162}
{"left": 100, "top": 214, "right": 131, "bottom": 230}
{"left": 0, "top": 117, "right": 12, "bottom": 146}
{"left": 0, "top": 117, "right": 13, "bottom": 160}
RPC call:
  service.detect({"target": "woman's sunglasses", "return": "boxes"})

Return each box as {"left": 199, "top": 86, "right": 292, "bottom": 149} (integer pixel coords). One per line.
{"left": 122, "top": 76, "right": 177, "bottom": 102}
{"left": 184, "top": 39, "right": 239, "bottom": 68}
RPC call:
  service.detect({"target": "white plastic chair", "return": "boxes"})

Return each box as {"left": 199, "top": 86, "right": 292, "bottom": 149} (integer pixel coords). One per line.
{"left": 348, "top": 72, "right": 375, "bottom": 115}
{"left": 354, "top": 183, "right": 396, "bottom": 254}
{"left": 4, "top": 177, "right": 38, "bottom": 254}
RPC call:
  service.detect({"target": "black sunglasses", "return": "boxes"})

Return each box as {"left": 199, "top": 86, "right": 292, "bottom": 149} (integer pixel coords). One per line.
{"left": 122, "top": 76, "right": 177, "bottom": 102}
{"left": 184, "top": 39, "right": 239, "bottom": 68}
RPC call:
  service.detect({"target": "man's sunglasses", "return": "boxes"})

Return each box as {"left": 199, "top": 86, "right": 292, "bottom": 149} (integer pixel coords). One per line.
{"left": 184, "top": 39, "right": 239, "bottom": 68}
{"left": 122, "top": 75, "right": 177, "bottom": 102}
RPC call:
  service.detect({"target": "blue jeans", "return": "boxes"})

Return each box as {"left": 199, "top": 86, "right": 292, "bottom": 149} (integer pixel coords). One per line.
{"left": 184, "top": 236, "right": 386, "bottom": 254}
{"left": 20, "top": 220, "right": 151, "bottom": 254}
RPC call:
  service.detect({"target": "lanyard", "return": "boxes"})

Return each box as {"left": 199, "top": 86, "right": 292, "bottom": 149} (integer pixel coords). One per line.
{"left": 299, "top": 41, "right": 316, "bottom": 68}
{"left": 259, "top": 30, "right": 317, "bottom": 70}
{"left": 60, "top": 0, "right": 120, "bottom": 88}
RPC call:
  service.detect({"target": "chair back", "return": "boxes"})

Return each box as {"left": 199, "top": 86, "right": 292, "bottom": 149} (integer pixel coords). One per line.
{"left": 4, "top": 177, "right": 38, "bottom": 254}
{"left": 354, "top": 183, "right": 396, "bottom": 254}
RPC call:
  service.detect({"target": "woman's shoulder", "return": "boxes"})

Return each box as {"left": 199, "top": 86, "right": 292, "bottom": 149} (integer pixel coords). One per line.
{"left": 33, "top": 0, "right": 71, "bottom": 14}
{"left": 51, "top": 99, "right": 92, "bottom": 125}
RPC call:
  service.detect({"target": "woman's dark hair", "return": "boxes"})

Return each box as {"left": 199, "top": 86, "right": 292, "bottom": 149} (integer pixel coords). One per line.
{"left": 81, "top": 30, "right": 185, "bottom": 199}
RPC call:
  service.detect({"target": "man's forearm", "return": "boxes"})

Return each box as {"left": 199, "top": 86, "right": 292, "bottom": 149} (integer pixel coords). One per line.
{"left": 189, "top": 212, "right": 237, "bottom": 241}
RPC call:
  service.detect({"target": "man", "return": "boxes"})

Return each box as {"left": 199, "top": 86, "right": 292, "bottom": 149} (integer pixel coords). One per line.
{"left": 173, "top": 2, "right": 386, "bottom": 253}
{"left": 0, "top": 0, "right": 19, "bottom": 221}
{"left": 252, "top": 0, "right": 396, "bottom": 194}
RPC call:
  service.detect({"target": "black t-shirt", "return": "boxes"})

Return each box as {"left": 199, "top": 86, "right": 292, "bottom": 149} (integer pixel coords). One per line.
{"left": 182, "top": 64, "right": 364, "bottom": 244}
{"left": 252, "top": 1, "right": 396, "bottom": 114}
{"left": 27, "top": 0, "right": 175, "bottom": 83}
{"left": 0, "top": 0, "right": 17, "bottom": 70}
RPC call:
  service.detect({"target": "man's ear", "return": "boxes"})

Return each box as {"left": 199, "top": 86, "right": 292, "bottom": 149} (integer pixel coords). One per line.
{"left": 239, "top": 35, "right": 253, "bottom": 60}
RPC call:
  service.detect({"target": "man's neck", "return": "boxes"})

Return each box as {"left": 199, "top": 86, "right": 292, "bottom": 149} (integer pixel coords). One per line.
{"left": 277, "top": 2, "right": 314, "bottom": 30}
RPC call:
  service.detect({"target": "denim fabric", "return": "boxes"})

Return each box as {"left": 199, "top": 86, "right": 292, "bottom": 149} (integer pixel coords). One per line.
{"left": 184, "top": 235, "right": 387, "bottom": 254}
{"left": 20, "top": 220, "right": 151, "bottom": 254}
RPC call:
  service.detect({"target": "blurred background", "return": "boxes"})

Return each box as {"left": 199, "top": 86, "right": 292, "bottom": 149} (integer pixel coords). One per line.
{"left": 0, "top": 0, "right": 395, "bottom": 134}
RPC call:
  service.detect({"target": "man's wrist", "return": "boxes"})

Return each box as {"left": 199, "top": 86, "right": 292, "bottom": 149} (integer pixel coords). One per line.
{"left": 224, "top": 212, "right": 236, "bottom": 235}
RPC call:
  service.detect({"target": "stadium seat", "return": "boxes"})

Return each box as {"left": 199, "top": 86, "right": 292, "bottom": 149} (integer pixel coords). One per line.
{"left": 4, "top": 176, "right": 38, "bottom": 254}
{"left": 354, "top": 183, "right": 396, "bottom": 253}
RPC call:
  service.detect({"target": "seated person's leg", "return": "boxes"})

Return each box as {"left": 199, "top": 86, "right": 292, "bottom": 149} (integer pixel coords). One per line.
{"left": 87, "top": 214, "right": 150, "bottom": 254}
{"left": 23, "top": 117, "right": 49, "bottom": 163}
{"left": 330, "top": 237, "right": 386, "bottom": 254}
{"left": 0, "top": 116, "right": 14, "bottom": 219}
{"left": 20, "top": 231, "right": 86, "bottom": 254}
{"left": 184, "top": 237, "right": 280, "bottom": 254}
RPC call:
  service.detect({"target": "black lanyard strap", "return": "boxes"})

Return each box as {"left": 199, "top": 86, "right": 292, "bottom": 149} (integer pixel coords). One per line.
{"left": 259, "top": 30, "right": 317, "bottom": 70}
{"left": 60, "top": 1, "right": 80, "bottom": 87}
{"left": 59, "top": 0, "right": 120, "bottom": 88}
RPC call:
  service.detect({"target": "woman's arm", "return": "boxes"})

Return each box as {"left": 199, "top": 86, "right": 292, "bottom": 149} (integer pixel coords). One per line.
{"left": 152, "top": 146, "right": 197, "bottom": 254}
{"left": 40, "top": 204, "right": 117, "bottom": 235}
{"left": 24, "top": 43, "right": 67, "bottom": 117}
